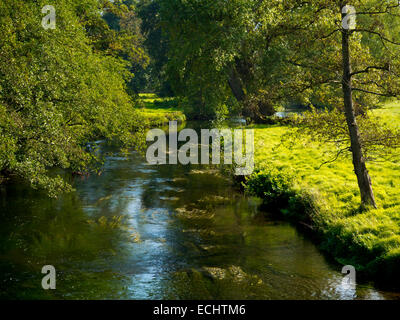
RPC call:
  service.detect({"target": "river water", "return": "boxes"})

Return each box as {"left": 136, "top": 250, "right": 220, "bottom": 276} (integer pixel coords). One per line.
{"left": 1, "top": 128, "right": 399, "bottom": 300}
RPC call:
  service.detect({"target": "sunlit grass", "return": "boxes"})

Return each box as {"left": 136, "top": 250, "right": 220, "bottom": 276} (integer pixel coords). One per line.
{"left": 137, "top": 94, "right": 186, "bottom": 126}
{"left": 249, "top": 101, "right": 400, "bottom": 275}
{"left": 372, "top": 99, "right": 400, "bottom": 128}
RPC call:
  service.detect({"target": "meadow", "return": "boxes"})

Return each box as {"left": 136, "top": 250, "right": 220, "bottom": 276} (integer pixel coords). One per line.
{"left": 138, "top": 93, "right": 186, "bottom": 126}
{"left": 247, "top": 102, "right": 400, "bottom": 286}
{"left": 136, "top": 94, "right": 400, "bottom": 286}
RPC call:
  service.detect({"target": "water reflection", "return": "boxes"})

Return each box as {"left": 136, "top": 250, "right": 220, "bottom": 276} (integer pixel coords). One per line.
{"left": 1, "top": 145, "right": 399, "bottom": 300}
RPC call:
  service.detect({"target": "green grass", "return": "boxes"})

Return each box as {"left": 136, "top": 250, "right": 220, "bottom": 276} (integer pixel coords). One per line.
{"left": 372, "top": 99, "right": 400, "bottom": 128}
{"left": 247, "top": 101, "right": 400, "bottom": 286}
{"left": 137, "top": 93, "right": 186, "bottom": 126}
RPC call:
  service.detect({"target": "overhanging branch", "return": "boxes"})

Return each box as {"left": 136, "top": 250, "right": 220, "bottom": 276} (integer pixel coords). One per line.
{"left": 351, "top": 87, "right": 396, "bottom": 97}
{"left": 353, "top": 29, "right": 400, "bottom": 46}
{"left": 350, "top": 65, "right": 389, "bottom": 77}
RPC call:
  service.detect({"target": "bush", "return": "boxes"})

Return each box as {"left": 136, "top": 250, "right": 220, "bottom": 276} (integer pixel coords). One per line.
{"left": 245, "top": 168, "right": 296, "bottom": 207}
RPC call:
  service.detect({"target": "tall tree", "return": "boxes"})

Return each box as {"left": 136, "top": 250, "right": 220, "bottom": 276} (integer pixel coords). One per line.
{"left": 285, "top": 0, "right": 400, "bottom": 208}
{"left": 340, "top": 1, "right": 400, "bottom": 207}
{"left": 92, "top": 0, "right": 150, "bottom": 95}
{"left": 159, "top": 0, "right": 336, "bottom": 120}
{"left": 0, "top": 0, "right": 145, "bottom": 196}
{"left": 137, "top": 0, "right": 172, "bottom": 95}
{"left": 160, "top": 0, "right": 278, "bottom": 120}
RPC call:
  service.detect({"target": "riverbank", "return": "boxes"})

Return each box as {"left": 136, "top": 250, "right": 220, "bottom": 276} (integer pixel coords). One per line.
{"left": 138, "top": 94, "right": 186, "bottom": 126}
{"left": 2, "top": 141, "right": 398, "bottom": 299}
{"left": 137, "top": 94, "right": 400, "bottom": 288}
{"left": 245, "top": 101, "right": 400, "bottom": 288}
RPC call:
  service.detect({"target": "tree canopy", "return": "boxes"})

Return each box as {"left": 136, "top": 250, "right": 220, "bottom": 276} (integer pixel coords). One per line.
{"left": 0, "top": 0, "right": 146, "bottom": 196}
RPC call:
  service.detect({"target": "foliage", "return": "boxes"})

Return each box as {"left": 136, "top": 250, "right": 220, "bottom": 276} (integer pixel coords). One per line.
{"left": 245, "top": 168, "right": 296, "bottom": 207}
{"left": 0, "top": 0, "right": 145, "bottom": 196}
{"left": 160, "top": 0, "right": 272, "bottom": 120}
{"left": 264, "top": 0, "right": 400, "bottom": 207}
{"left": 286, "top": 107, "right": 400, "bottom": 164}
{"left": 136, "top": 0, "right": 172, "bottom": 95}
{"left": 99, "top": 0, "right": 150, "bottom": 95}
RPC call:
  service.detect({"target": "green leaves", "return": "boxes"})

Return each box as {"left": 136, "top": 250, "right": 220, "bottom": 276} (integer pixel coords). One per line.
{"left": 0, "top": 0, "right": 145, "bottom": 196}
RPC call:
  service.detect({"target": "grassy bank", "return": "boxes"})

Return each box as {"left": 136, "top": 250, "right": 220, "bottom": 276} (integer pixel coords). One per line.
{"left": 137, "top": 94, "right": 400, "bottom": 287}
{"left": 138, "top": 93, "right": 186, "bottom": 126}
{"left": 245, "top": 102, "right": 400, "bottom": 288}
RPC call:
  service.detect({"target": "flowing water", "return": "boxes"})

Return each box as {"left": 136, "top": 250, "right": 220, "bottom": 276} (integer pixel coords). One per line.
{"left": 1, "top": 127, "right": 399, "bottom": 300}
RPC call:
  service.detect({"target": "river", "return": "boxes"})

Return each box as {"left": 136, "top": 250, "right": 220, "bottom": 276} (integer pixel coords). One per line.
{"left": 1, "top": 123, "right": 399, "bottom": 300}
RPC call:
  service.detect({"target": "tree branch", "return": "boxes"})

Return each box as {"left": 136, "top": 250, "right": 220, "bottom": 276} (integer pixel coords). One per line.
{"left": 351, "top": 87, "right": 396, "bottom": 97}
{"left": 357, "top": 2, "right": 400, "bottom": 15}
{"left": 319, "top": 29, "right": 341, "bottom": 39}
{"left": 350, "top": 65, "right": 389, "bottom": 77}
{"left": 317, "top": 147, "right": 350, "bottom": 169}
{"left": 353, "top": 29, "right": 400, "bottom": 46}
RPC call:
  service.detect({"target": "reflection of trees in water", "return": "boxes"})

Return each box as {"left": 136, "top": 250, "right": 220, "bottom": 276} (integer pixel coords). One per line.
{"left": 0, "top": 180, "right": 132, "bottom": 299}
{"left": 2, "top": 150, "right": 396, "bottom": 299}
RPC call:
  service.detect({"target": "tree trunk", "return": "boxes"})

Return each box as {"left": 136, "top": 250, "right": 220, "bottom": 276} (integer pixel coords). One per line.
{"left": 341, "top": 19, "right": 377, "bottom": 208}
{"left": 228, "top": 68, "right": 245, "bottom": 102}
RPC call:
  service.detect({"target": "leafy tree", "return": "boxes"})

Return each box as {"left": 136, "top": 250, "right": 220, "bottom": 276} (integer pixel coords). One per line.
{"left": 159, "top": 0, "right": 329, "bottom": 120}
{"left": 90, "top": 0, "right": 150, "bottom": 95}
{"left": 282, "top": 0, "right": 400, "bottom": 208}
{"left": 136, "top": 0, "right": 172, "bottom": 95}
{"left": 160, "top": 0, "right": 260, "bottom": 119}
{"left": 0, "top": 0, "right": 145, "bottom": 196}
